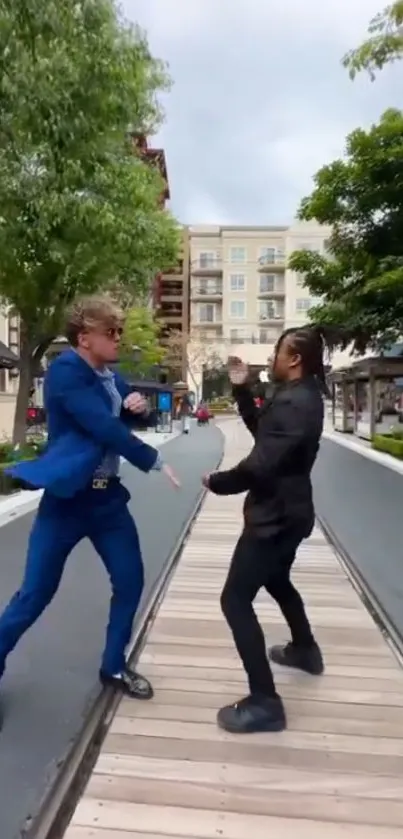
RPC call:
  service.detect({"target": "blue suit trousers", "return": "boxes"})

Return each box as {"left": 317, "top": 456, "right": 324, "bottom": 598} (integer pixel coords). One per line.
{"left": 0, "top": 481, "right": 144, "bottom": 678}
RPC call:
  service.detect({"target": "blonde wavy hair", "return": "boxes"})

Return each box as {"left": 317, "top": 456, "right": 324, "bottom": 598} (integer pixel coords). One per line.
{"left": 65, "top": 295, "right": 124, "bottom": 347}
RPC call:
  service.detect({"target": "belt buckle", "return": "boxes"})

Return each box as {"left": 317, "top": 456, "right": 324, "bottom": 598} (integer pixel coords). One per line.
{"left": 92, "top": 477, "right": 108, "bottom": 490}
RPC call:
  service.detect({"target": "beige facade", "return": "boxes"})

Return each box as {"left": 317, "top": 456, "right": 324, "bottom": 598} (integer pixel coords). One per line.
{"left": 188, "top": 221, "right": 350, "bottom": 394}
{"left": 0, "top": 307, "right": 18, "bottom": 438}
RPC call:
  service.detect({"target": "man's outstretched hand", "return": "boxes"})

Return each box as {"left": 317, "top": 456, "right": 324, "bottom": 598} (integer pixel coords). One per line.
{"left": 163, "top": 463, "right": 181, "bottom": 489}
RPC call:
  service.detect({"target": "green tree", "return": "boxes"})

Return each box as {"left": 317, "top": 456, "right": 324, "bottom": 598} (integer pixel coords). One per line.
{"left": 119, "top": 306, "right": 165, "bottom": 378}
{"left": 163, "top": 329, "right": 226, "bottom": 398}
{"left": 343, "top": 1, "right": 403, "bottom": 79}
{"left": 288, "top": 109, "right": 403, "bottom": 354}
{"left": 0, "top": 0, "right": 179, "bottom": 441}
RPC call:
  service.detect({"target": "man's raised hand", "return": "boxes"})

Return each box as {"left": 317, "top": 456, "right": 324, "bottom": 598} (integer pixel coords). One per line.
{"left": 228, "top": 357, "right": 249, "bottom": 386}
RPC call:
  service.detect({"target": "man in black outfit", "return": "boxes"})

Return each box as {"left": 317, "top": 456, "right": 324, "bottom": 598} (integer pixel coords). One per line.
{"left": 202, "top": 326, "right": 327, "bottom": 734}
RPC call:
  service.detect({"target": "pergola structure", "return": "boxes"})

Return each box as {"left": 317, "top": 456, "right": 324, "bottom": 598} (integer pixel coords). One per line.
{"left": 329, "top": 356, "right": 403, "bottom": 439}
{"left": 0, "top": 339, "right": 19, "bottom": 370}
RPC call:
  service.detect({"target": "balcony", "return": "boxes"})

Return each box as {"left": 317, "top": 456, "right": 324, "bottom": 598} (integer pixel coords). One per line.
{"left": 258, "top": 275, "right": 285, "bottom": 299}
{"left": 258, "top": 253, "right": 286, "bottom": 272}
{"left": 158, "top": 303, "right": 184, "bottom": 324}
{"left": 196, "top": 317, "right": 222, "bottom": 328}
{"left": 191, "top": 281, "right": 223, "bottom": 300}
{"left": 160, "top": 284, "right": 184, "bottom": 304}
{"left": 163, "top": 264, "right": 184, "bottom": 278}
{"left": 192, "top": 258, "right": 222, "bottom": 276}
{"left": 257, "top": 309, "right": 285, "bottom": 326}
{"left": 227, "top": 329, "right": 281, "bottom": 346}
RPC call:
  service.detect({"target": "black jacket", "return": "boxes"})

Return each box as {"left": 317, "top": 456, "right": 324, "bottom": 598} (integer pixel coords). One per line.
{"left": 209, "top": 377, "right": 324, "bottom": 538}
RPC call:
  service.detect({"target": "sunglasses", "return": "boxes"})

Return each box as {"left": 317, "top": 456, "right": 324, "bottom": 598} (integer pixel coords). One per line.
{"left": 103, "top": 326, "right": 124, "bottom": 339}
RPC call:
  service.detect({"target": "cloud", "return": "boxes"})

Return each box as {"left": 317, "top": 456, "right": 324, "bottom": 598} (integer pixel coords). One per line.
{"left": 123, "top": 0, "right": 398, "bottom": 224}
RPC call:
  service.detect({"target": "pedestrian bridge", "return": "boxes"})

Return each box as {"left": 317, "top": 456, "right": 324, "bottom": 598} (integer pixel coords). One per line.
{"left": 64, "top": 420, "right": 403, "bottom": 839}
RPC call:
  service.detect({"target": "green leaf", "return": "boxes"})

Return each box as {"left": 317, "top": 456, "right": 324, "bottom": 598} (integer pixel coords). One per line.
{"left": 343, "top": 2, "right": 403, "bottom": 79}
{"left": 0, "top": 0, "right": 179, "bottom": 439}
{"left": 289, "top": 109, "right": 403, "bottom": 354}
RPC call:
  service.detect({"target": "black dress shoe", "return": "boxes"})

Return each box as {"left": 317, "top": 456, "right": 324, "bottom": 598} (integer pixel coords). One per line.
{"left": 269, "top": 641, "right": 324, "bottom": 675}
{"left": 100, "top": 667, "right": 154, "bottom": 699}
{"left": 217, "top": 693, "right": 286, "bottom": 734}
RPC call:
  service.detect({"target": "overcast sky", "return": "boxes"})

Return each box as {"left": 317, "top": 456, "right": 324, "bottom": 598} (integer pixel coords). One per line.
{"left": 123, "top": 0, "right": 398, "bottom": 226}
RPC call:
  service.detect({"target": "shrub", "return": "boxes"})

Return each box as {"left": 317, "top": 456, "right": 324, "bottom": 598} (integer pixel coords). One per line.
{"left": 372, "top": 434, "right": 403, "bottom": 459}
{"left": 0, "top": 438, "right": 47, "bottom": 495}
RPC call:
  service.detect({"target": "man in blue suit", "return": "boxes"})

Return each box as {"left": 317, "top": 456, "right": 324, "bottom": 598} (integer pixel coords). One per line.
{"left": 0, "top": 295, "right": 180, "bottom": 700}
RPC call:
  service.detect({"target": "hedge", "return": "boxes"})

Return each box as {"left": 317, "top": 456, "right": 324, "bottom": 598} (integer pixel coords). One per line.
{"left": 0, "top": 439, "right": 47, "bottom": 496}
{"left": 210, "top": 406, "right": 237, "bottom": 414}
{"left": 372, "top": 434, "right": 403, "bottom": 460}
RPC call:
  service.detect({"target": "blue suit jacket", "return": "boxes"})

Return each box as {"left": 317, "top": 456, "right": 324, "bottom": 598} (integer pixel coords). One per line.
{"left": 7, "top": 350, "right": 159, "bottom": 498}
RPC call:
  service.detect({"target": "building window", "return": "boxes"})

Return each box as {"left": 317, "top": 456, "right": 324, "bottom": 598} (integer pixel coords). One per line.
{"left": 198, "top": 303, "right": 215, "bottom": 322}
{"left": 296, "top": 298, "right": 311, "bottom": 311}
{"left": 198, "top": 251, "right": 216, "bottom": 268}
{"left": 196, "top": 279, "right": 222, "bottom": 294}
{"left": 258, "top": 301, "right": 276, "bottom": 320}
{"left": 229, "top": 273, "right": 246, "bottom": 291}
{"left": 230, "top": 300, "right": 246, "bottom": 319}
{"left": 259, "top": 274, "right": 275, "bottom": 293}
{"left": 229, "top": 247, "right": 246, "bottom": 264}
{"left": 259, "top": 328, "right": 279, "bottom": 344}
{"left": 229, "top": 329, "right": 247, "bottom": 344}
{"left": 259, "top": 247, "right": 275, "bottom": 264}
{"left": 0, "top": 369, "right": 6, "bottom": 392}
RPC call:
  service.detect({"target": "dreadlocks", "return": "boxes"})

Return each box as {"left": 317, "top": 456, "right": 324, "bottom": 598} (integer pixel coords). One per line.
{"left": 275, "top": 325, "right": 337, "bottom": 398}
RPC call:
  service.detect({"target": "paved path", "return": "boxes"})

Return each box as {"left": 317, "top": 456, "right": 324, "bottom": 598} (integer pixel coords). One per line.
{"left": 0, "top": 422, "right": 223, "bottom": 839}
{"left": 66, "top": 419, "right": 403, "bottom": 839}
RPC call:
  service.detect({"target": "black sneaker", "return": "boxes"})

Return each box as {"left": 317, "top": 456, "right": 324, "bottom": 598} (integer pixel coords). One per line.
{"left": 269, "top": 641, "right": 324, "bottom": 675}
{"left": 217, "top": 693, "right": 286, "bottom": 734}
{"left": 100, "top": 667, "right": 154, "bottom": 699}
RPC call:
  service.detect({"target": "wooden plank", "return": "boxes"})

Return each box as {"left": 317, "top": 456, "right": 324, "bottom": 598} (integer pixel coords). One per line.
{"left": 94, "top": 753, "right": 403, "bottom": 799}
{"left": 102, "top": 732, "right": 403, "bottom": 776}
{"left": 62, "top": 420, "right": 403, "bottom": 838}
{"left": 143, "top": 642, "right": 398, "bottom": 668}
{"left": 150, "top": 616, "right": 389, "bottom": 647}
{"left": 140, "top": 650, "right": 402, "bottom": 681}
{"left": 113, "top": 702, "right": 403, "bottom": 738}
{"left": 108, "top": 717, "right": 403, "bottom": 756}
{"left": 118, "top": 692, "right": 403, "bottom": 723}
{"left": 68, "top": 800, "right": 403, "bottom": 838}
{"left": 85, "top": 774, "right": 403, "bottom": 827}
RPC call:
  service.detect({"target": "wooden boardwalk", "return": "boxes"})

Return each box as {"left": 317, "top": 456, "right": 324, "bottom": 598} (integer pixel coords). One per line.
{"left": 65, "top": 420, "right": 403, "bottom": 839}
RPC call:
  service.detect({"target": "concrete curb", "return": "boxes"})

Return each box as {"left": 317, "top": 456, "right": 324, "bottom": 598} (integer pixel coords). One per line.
{"left": 322, "top": 429, "right": 403, "bottom": 477}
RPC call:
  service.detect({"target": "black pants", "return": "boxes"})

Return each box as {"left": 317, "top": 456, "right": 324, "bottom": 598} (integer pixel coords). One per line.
{"left": 220, "top": 528, "right": 314, "bottom": 697}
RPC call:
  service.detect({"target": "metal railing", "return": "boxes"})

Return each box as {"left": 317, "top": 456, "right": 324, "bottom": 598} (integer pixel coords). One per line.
{"left": 192, "top": 258, "right": 222, "bottom": 271}
{"left": 258, "top": 253, "right": 285, "bottom": 267}
{"left": 192, "top": 283, "right": 223, "bottom": 296}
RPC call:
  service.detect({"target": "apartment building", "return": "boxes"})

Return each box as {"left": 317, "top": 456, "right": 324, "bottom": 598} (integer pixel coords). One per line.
{"left": 155, "top": 227, "right": 190, "bottom": 380}
{"left": 188, "top": 220, "right": 348, "bottom": 394}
